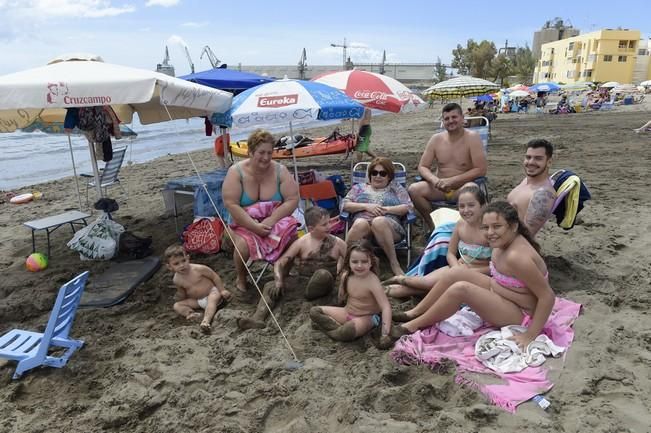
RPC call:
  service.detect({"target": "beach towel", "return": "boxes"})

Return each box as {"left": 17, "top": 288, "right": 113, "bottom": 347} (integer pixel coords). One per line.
{"left": 390, "top": 297, "right": 581, "bottom": 412}
{"left": 230, "top": 201, "right": 298, "bottom": 263}
{"left": 406, "top": 222, "right": 456, "bottom": 276}
{"left": 552, "top": 170, "right": 591, "bottom": 230}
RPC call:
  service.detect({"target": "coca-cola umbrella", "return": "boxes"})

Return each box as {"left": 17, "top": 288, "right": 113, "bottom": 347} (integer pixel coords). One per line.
{"left": 311, "top": 69, "right": 425, "bottom": 113}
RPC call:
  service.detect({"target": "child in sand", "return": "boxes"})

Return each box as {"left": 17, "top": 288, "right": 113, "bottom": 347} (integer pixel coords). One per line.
{"left": 383, "top": 183, "right": 491, "bottom": 298}
{"left": 165, "top": 245, "right": 231, "bottom": 333}
{"left": 237, "top": 206, "right": 347, "bottom": 330}
{"left": 309, "top": 240, "right": 393, "bottom": 349}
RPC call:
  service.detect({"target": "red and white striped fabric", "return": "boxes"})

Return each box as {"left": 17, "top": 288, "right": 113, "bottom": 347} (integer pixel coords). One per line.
{"left": 313, "top": 69, "right": 425, "bottom": 113}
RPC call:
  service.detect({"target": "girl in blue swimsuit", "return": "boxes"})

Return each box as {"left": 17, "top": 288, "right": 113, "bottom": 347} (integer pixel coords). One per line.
{"left": 384, "top": 183, "right": 491, "bottom": 298}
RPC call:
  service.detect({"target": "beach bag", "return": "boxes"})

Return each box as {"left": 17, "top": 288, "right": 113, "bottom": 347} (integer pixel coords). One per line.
{"left": 183, "top": 217, "right": 224, "bottom": 254}
{"left": 67, "top": 212, "right": 125, "bottom": 260}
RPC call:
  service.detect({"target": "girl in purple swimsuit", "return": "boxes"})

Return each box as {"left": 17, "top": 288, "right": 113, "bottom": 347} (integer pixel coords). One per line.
{"left": 391, "top": 201, "right": 556, "bottom": 349}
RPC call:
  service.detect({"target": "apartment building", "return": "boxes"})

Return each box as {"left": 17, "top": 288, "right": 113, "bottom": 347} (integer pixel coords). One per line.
{"left": 533, "top": 29, "right": 645, "bottom": 84}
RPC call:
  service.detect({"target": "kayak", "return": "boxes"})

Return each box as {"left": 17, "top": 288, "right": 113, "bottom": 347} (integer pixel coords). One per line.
{"left": 229, "top": 135, "right": 356, "bottom": 159}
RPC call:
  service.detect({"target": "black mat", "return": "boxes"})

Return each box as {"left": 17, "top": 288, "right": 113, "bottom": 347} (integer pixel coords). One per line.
{"left": 80, "top": 256, "right": 161, "bottom": 307}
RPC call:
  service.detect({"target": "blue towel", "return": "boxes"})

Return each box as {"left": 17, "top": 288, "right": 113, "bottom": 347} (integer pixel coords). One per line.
{"left": 407, "top": 222, "right": 457, "bottom": 276}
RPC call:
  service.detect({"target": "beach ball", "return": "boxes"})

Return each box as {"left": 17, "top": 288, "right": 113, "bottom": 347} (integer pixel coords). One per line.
{"left": 26, "top": 253, "right": 48, "bottom": 272}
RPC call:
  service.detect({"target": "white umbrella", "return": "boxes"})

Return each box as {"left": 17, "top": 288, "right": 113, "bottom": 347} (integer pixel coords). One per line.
{"left": 611, "top": 84, "right": 638, "bottom": 93}
{"left": 599, "top": 81, "right": 619, "bottom": 88}
{"left": 0, "top": 59, "right": 232, "bottom": 198}
{"left": 508, "top": 90, "right": 532, "bottom": 98}
{"left": 561, "top": 82, "right": 593, "bottom": 91}
{"left": 423, "top": 76, "right": 499, "bottom": 98}
{"left": 641, "top": 80, "right": 651, "bottom": 87}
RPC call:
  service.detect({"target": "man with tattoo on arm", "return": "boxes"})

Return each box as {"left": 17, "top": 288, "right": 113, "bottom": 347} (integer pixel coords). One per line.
{"left": 507, "top": 139, "right": 556, "bottom": 236}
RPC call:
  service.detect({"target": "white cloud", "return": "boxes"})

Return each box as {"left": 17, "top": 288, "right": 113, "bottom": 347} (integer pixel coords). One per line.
{"left": 318, "top": 41, "right": 398, "bottom": 64}
{"left": 181, "top": 21, "right": 208, "bottom": 28}
{"left": 145, "top": 0, "right": 179, "bottom": 7}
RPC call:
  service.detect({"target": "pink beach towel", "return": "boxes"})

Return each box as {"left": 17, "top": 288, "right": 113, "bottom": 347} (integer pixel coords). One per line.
{"left": 230, "top": 201, "right": 298, "bottom": 263}
{"left": 390, "top": 297, "right": 582, "bottom": 412}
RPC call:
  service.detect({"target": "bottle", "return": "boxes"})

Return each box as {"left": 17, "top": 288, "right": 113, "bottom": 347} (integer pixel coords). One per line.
{"left": 532, "top": 394, "right": 550, "bottom": 410}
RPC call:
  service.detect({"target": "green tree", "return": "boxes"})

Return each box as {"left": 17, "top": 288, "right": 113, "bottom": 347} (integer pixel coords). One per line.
{"left": 433, "top": 57, "right": 447, "bottom": 82}
{"left": 511, "top": 45, "right": 536, "bottom": 84}
{"left": 451, "top": 39, "right": 497, "bottom": 78}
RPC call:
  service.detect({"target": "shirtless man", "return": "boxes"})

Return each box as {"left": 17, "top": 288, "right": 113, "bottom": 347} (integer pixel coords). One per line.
{"left": 408, "top": 102, "right": 488, "bottom": 230}
{"left": 507, "top": 139, "right": 556, "bottom": 237}
{"left": 238, "top": 207, "right": 347, "bottom": 330}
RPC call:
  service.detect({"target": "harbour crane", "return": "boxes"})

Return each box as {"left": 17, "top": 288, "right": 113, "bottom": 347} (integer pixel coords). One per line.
{"left": 200, "top": 46, "right": 221, "bottom": 69}
{"left": 183, "top": 46, "right": 195, "bottom": 74}
{"left": 297, "top": 48, "right": 307, "bottom": 80}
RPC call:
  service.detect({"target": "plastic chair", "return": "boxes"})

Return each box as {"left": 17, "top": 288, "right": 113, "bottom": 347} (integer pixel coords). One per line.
{"left": 81, "top": 146, "right": 128, "bottom": 204}
{"left": 340, "top": 162, "right": 416, "bottom": 266}
{"left": 0, "top": 272, "right": 89, "bottom": 379}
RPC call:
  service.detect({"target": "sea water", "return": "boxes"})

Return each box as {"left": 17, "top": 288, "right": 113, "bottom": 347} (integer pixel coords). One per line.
{"left": 0, "top": 116, "right": 348, "bottom": 191}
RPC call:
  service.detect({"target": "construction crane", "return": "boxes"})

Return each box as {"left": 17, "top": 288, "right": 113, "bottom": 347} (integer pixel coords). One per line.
{"left": 330, "top": 37, "right": 362, "bottom": 70}
{"left": 200, "top": 46, "right": 220, "bottom": 69}
{"left": 183, "top": 46, "right": 195, "bottom": 74}
{"left": 297, "top": 48, "right": 307, "bottom": 80}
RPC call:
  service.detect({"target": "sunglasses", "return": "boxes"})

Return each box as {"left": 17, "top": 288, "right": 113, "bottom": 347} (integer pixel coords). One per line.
{"left": 370, "top": 170, "right": 388, "bottom": 177}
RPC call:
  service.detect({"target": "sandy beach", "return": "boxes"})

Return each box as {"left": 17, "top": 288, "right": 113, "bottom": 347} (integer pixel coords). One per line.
{"left": 1, "top": 103, "right": 650, "bottom": 433}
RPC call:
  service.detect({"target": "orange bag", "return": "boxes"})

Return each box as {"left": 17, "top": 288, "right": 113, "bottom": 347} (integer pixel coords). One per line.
{"left": 182, "top": 218, "right": 224, "bottom": 254}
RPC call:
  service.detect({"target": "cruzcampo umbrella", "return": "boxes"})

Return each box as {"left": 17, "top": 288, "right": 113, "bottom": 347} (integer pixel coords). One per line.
{"left": 312, "top": 69, "right": 425, "bottom": 113}
{"left": 423, "top": 76, "right": 499, "bottom": 98}
{"left": 0, "top": 57, "right": 232, "bottom": 198}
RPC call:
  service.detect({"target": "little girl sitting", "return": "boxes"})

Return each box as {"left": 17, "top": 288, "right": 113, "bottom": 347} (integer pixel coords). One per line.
{"left": 310, "top": 240, "right": 393, "bottom": 349}
{"left": 384, "top": 183, "right": 491, "bottom": 298}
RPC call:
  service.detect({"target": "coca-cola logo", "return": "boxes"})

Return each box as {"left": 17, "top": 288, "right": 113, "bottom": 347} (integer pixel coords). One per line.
{"left": 353, "top": 90, "right": 389, "bottom": 101}
{"left": 257, "top": 94, "right": 298, "bottom": 108}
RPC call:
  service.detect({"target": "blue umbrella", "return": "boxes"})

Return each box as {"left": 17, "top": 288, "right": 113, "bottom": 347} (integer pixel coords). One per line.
{"left": 474, "top": 94, "right": 494, "bottom": 102}
{"left": 180, "top": 68, "right": 273, "bottom": 91}
{"left": 531, "top": 82, "right": 561, "bottom": 93}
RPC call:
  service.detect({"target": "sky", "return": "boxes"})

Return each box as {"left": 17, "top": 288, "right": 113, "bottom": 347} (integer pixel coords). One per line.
{"left": 0, "top": 0, "right": 649, "bottom": 76}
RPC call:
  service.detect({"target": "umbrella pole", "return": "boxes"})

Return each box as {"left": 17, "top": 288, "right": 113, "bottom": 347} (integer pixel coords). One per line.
{"left": 67, "top": 135, "right": 84, "bottom": 210}
{"left": 289, "top": 121, "right": 299, "bottom": 181}
{"left": 87, "top": 136, "right": 104, "bottom": 200}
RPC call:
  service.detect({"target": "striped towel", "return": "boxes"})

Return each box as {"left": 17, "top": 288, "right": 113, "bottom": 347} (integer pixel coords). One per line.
{"left": 406, "top": 222, "right": 456, "bottom": 276}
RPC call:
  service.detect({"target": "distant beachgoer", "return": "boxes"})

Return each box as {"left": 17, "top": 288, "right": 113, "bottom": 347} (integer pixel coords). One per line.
{"left": 383, "top": 183, "right": 491, "bottom": 298}
{"left": 634, "top": 120, "right": 651, "bottom": 133}
{"left": 222, "top": 129, "right": 300, "bottom": 294}
{"left": 309, "top": 240, "right": 393, "bottom": 349}
{"left": 237, "top": 206, "right": 347, "bottom": 330}
{"left": 165, "top": 245, "right": 231, "bottom": 333}
{"left": 408, "top": 102, "right": 488, "bottom": 231}
{"left": 507, "top": 139, "right": 556, "bottom": 236}
{"left": 391, "top": 201, "right": 556, "bottom": 351}
{"left": 355, "top": 108, "right": 376, "bottom": 161}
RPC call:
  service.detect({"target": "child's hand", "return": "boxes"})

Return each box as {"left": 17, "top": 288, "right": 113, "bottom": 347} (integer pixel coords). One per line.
{"left": 508, "top": 331, "right": 535, "bottom": 350}
{"left": 378, "top": 335, "right": 393, "bottom": 350}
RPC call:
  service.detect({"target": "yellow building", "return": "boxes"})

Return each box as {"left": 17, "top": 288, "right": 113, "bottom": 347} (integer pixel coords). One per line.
{"left": 533, "top": 29, "right": 644, "bottom": 84}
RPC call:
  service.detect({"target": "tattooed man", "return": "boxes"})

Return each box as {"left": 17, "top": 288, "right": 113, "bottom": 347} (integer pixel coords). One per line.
{"left": 507, "top": 139, "right": 556, "bottom": 236}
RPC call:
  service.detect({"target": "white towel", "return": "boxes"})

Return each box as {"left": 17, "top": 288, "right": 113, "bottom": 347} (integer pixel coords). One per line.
{"left": 437, "top": 306, "right": 483, "bottom": 337}
{"left": 475, "top": 325, "right": 565, "bottom": 373}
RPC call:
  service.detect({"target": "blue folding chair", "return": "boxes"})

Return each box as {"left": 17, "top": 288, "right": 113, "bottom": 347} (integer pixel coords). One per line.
{"left": 0, "top": 271, "right": 89, "bottom": 379}
{"left": 340, "top": 162, "right": 416, "bottom": 266}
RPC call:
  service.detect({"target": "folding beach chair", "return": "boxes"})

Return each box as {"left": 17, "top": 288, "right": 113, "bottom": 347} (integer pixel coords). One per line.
{"left": 81, "top": 146, "right": 128, "bottom": 204}
{"left": 340, "top": 162, "right": 416, "bottom": 266}
{"left": 0, "top": 271, "right": 89, "bottom": 379}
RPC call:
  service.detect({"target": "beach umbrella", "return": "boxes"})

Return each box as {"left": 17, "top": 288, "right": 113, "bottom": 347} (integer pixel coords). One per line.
{"left": 0, "top": 58, "right": 232, "bottom": 198}
{"left": 611, "top": 84, "right": 638, "bottom": 93}
{"left": 508, "top": 90, "right": 532, "bottom": 98}
{"left": 599, "top": 81, "right": 619, "bottom": 88}
{"left": 211, "top": 78, "right": 364, "bottom": 131}
{"left": 508, "top": 84, "right": 531, "bottom": 92}
{"left": 641, "top": 80, "right": 651, "bottom": 87}
{"left": 473, "top": 94, "right": 494, "bottom": 102}
{"left": 180, "top": 68, "right": 274, "bottom": 92}
{"left": 211, "top": 78, "right": 364, "bottom": 179}
{"left": 530, "top": 82, "right": 561, "bottom": 93}
{"left": 311, "top": 69, "right": 425, "bottom": 113}
{"left": 561, "top": 82, "right": 592, "bottom": 91}
{"left": 423, "top": 76, "right": 499, "bottom": 98}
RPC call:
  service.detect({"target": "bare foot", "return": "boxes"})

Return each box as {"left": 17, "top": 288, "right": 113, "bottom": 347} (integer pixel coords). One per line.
{"left": 378, "top": 335, "right": 394, "bottom": 350}
{"left": 186, "top": 312, "right": 202, "bottom": 321}
{"left": 221, "top": 289, "right": 232, "bottom": 301}
{"left": 326, "top": 322, "right": 357, "bottom": 342}
{"left": 234, "top": 278, "right": 248, "bottom": 294}
{"left": 309, "top": 307, "right": 340, "bottom": 331}
{"left": 237, "top": 317, "right": 266, "bottom": 330}
{"left": 381, "top": 275, "right": 405, "bottom": 285}
{"left": 389, "top": 324, "right": 412, "bottom": 339}
{"left": 390, "top": 263, "right": 405, "bottom": 277}
{"left": 200, "top": 320, "right": 212, "bottom": 334}
{"left": 392, "top": 311, "right": 414, "bottom": 323}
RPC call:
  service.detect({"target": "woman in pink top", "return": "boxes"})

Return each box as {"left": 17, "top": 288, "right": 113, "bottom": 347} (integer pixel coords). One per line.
{"left": 391, "top": 201, "right": 555, "bottom": 348}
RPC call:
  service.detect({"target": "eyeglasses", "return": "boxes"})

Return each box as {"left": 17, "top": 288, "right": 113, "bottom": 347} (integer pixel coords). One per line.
{"left": 370, "top": 170, "right": 388, "bottom": 177}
